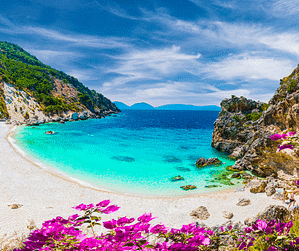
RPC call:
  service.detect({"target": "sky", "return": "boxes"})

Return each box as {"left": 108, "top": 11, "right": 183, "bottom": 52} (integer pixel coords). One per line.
{"left": 1, "top": 0, "right": 299, "bottom": 107}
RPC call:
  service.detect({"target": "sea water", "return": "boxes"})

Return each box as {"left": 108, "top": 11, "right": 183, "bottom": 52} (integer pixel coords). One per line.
{"left": 13, "top": 110, "right": 240, "bottom": 197}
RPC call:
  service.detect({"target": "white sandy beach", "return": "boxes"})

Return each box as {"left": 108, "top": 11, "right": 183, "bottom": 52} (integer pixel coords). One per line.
{"left": 0, "top": 122, "right": 291, "bottom": 237}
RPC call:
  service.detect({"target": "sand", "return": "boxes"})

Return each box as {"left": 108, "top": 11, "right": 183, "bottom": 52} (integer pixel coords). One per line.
{"left": 0, "top": 122, "right": 290, "bottom": 237}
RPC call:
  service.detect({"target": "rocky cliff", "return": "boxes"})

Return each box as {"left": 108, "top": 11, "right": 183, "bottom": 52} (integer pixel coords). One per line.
{"left": 0, "top": 41, "right": 120, "bottom": 124}
{"left": 212, "top": 65, "right": 299, "bottom": 178}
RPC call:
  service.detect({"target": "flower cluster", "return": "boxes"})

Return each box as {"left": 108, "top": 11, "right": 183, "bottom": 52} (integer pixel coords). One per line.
{"left": 15, "top": 200, "right": 299, "bottom": 251}
{"left": 269, "top": 132, "right": 297, "bottom": 151}
{"left": 228, "top": 218, "right": 299, "bottom": 251}
{"left": 15, "top": 200, "right": 213, "bottom": 251}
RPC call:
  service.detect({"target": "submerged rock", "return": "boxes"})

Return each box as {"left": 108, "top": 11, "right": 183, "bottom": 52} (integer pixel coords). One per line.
{"left": 111, "top": 156, "right": 135, "bottom": 162}
{"left": 196, "top": 157, "right": 222, "bottom": 168}
{"left": 174, "top": 166, "right": 191, "bottom": 172}
{"left": 180, "top": 185, "right": 197, "bottom": 190}
{"left": 169, "top": 175, "right": 184, "bottom": 182}
{"left": 163, "top": 155, "right": 182, "bottom": 163}
{"left": 205, "top": 184, "right": 220, "bottom": 188}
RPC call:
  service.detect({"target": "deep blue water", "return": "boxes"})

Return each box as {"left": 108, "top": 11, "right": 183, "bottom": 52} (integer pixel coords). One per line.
{"left": 13, "top": 110, "right": 239, "bottom": 197}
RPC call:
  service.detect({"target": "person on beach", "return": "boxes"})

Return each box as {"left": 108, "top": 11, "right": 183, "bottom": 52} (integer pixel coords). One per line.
{"left": 288, "top": 190, "right": 296, "bottom": 209}
{"left": 283, "top": 188, "right": 288, "bottom": 204}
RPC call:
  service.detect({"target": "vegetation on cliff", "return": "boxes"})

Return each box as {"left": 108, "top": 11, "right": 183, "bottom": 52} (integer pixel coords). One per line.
{"left": 0, "top": 41, "right": 119, "bottom": 116}
{"left": 212, "top": 64, "right": 299, "bottom": 178}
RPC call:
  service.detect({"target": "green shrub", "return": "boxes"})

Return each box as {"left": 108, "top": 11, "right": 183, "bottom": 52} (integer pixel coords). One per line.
{"left": 261, "top": 103, "right": 270, "bottom": 111}
{"left": 287, "top": 79, "right": 297, "bottom": 92}
{"left": 232, "top": 114, "right": 240, "bottom": 122}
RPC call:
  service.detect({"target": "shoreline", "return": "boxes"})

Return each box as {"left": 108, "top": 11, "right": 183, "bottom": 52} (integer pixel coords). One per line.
{"left": 0, "top": 122, "right": 288, "bottom": 237}
{"left": 9, "top": 122, "right": 240, "bottom": 199}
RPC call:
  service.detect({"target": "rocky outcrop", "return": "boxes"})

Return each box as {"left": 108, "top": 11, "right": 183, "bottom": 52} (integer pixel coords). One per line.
{"left": 0, "top": 41, "right": 120, "bottom": 124}
{"left": 249, "top": 180, "right": 267, "bottom": 193}
{"left": 265, "top": 184, "right": 276, "bottom": 196}
{"left": 212, "top": 65, "right": 299, "bottom": 178}
{"left": 196, "top": 157, "right": 221, "bottom": 168}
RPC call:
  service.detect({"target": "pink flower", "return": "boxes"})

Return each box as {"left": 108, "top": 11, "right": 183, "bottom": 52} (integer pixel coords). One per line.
{"left": 96, "top": 200, "right": 110, "bottom": 208}
{"left": 72, "top": 204, "right": 88, "bottom": 211}
{"left": 278, "top": 144, "right": 294, "bottom": 152}
{"left": 269, "top": 134, "right": 283, "bottom": 140}
{"left": 100, "top": 205, "right": 120, "bottom": 214}
{"left": 137, "top": 213, "right": 156, "bottom": 223}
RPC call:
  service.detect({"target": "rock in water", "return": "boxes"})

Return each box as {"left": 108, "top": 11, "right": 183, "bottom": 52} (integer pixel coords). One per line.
{"left": 196, "top": 157, "right": 222, "bottom": 168}
{"left": 169, "top": 175, "right": 184, "bottom": 182}
{"left": 265, "top": 184, "right": 276, "bottom": 196}
{"left": 180, "top": 185, "right": 197, "bottom": 190}
{"left": 236, "top": 198, "right": 250, "bottom": 206}
{"left": 190, "top": 206, "right": 210, "bottom": 220}
{"left": 222, "top": 211, "right": 234, "bottom": 219}
{"left": 231, "top": 172, "right": 241, "bottom": 178}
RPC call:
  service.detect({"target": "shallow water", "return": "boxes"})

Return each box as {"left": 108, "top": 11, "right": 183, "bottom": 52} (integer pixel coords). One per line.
{"left": 13, "top": 110, "right": 241, "bottom": 197}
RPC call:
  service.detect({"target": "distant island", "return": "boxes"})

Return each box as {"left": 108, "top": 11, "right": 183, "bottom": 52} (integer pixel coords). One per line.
{"left": 113, "top": 101, "right": 221, "bottom": 111}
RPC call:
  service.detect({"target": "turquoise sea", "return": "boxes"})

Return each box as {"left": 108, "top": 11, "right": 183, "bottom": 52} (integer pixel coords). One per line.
{"left": 13, "top": 110, "right": 240, "bottom": 197}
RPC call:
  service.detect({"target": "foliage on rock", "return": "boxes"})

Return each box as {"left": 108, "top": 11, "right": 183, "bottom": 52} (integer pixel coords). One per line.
{"left": 0, "top": 41, "right": 119, "bottom": 116}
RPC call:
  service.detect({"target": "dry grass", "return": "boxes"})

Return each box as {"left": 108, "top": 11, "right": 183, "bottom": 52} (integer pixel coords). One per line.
{"left": 0, "top": 220, "right": 36, "bottom": 251}
{"left": 0, "top": 232, "right": 27, "bottom": 251}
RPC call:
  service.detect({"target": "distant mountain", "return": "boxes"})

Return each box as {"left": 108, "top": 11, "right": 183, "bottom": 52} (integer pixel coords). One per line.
{"left": 113, "top": 102, "right": 221, "bottom": 111}
{"left": 156, "top": 104, "right": 221, "bottom": 111}
{"left": 113, "top": 101, "right": 130, "bottom": 110}
{"left": 130, "top": 102, "right": 155, "bottom": 110}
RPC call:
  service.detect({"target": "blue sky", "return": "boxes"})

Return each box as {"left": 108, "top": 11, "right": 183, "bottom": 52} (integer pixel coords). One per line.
{"left": 1, "top": 0, "right": 299, "bottom": 106}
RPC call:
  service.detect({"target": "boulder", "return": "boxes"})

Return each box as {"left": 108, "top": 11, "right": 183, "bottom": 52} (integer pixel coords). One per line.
{"left": 249, "top": 180, "right": 267, "bottom": 193}
{"left": 231, "top": 173, "right": 241, "bottom": 178}
{"left": 180, "top": 185, "right": 197, "bottom": 190}
{"left": 196, "top": 157, "right": 222, "bottom": 168}
{"left": 236, "top": 198, "right": 250, "bottom": 206}
{"left": 242, "top": 173, "right": 253, "bottom": 179}
{"left": 190, "top": 206, "right": 210, "bottom": 220}
{"left": 272, "top": 192, "right": 283, "bottom": 200}
{"left": 234, "top": 187, "right": 245, "bottom": 192}
{"left": 265, "top": 185, "right": 276, "bottom": 196}
{"left": 72, "top": 112, "right": 78, "bottom": 120}
{"left": 252, "top": 205, "right": 289, "bottom": 223}
{"left": 222, "top": 211, "right": 234, "bottom": 219}
{"left": 8, "top": 204, "right": 23, "bottom": 209}
{"left": 169, "top": 175, "right": 184, "bottom": 182}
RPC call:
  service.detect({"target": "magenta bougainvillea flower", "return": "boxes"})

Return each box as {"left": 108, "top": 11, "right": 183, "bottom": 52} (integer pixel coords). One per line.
{"left": 278, "top": 144, "right": 294, "bottom": 152}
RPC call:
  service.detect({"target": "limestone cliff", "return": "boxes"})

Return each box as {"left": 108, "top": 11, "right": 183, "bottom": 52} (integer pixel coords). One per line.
{"left": 212, "top": 65, "right": 299, "bottom": 178}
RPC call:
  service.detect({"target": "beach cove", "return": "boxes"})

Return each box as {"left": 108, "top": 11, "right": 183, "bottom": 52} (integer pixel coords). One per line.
{"left": 0, "top": 122, "right": 291, "bottom": 238}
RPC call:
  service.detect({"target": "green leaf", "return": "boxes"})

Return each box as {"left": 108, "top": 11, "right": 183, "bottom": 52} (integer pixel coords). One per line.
{"left": 139, "top": 240, "right": 147, "bottom": 245}
{"left": 123, "top": 243, "right": 135, "bottom": 247}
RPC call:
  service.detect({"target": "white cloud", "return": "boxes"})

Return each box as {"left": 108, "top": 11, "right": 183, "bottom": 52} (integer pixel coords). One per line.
{"left": 271, "top": 0, "right": 299, "bottom": 16}
{"left": 202, "top": 53, "right": 294, "bottom": 81}
{"left": 103, "top": 46, "right": 201, "bottom": 87}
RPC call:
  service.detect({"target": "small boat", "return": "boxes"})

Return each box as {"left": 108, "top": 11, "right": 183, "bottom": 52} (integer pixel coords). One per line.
{"left": 45, "top": 131, "right": 55, "bottom": 135}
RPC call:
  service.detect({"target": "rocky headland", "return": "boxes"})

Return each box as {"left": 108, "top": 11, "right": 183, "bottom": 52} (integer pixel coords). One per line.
{"left": 212, "top": 64, "right": 299, "bottom": 181}
{"left": 0, "top": 41, "right": 120, "bottom": 126}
